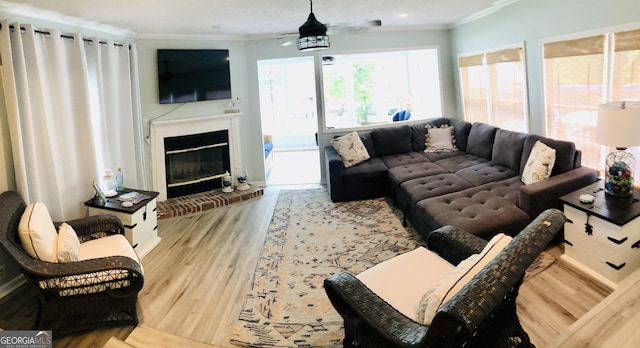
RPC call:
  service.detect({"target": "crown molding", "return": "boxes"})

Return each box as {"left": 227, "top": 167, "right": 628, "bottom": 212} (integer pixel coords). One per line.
{"left": 0, "top": 0, "right": 135, "bottom": 38}
{"left": 451, "top": 0, "right": 521, "bottom": 28}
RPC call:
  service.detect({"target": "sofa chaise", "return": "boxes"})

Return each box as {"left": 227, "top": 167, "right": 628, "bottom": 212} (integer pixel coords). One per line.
{"left": 324, "top": 118, "right": 597, "bottom": 240}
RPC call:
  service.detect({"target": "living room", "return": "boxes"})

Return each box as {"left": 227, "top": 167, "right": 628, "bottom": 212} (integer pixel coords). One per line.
{"left": 0, "top": 0, "right": 639, "bottom": 347}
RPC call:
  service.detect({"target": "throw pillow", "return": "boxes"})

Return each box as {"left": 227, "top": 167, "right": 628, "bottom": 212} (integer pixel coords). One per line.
{"left": 415, "top": 233, "right": 512, "bottom": 325}
{"left": 425, "top": 125, "right": 457, "bottom": 152}
{"left": 521, "top": 140, "right": 556, "bottom": 185}
{"left": 18, "top": 202, "right": 59, "bottom": 263}
{"left": 331, "top": 131, "right": 370, "bottom": 168}
{"left": 57, "top": 222, "right": 80, "bottom": 262}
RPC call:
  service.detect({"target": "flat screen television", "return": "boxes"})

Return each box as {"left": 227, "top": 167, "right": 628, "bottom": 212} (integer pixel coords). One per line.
{"left": 157, "top": 49, "right": 232, "bottom": 104}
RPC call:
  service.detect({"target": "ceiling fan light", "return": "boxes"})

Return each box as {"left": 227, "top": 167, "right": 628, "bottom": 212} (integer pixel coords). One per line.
{"left": 297, "top": 35, "right": 330, "bottom": 51}
{"left": 297, "top": 5, "right": 330, "bottom": 51}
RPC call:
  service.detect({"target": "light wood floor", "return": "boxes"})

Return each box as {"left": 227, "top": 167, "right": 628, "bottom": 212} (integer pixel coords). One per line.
{"left": 1, "top": 184, "right": 611, "bottom": 347}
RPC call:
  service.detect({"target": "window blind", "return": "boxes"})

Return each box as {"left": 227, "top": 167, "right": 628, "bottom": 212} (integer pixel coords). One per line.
{"left": 543, "top": 35, "right": 606, "bottom": 58}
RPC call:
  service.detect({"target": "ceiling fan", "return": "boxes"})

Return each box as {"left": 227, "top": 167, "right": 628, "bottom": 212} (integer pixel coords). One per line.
{"left": 277, "top": 0, "right": 382, "bottom": 49}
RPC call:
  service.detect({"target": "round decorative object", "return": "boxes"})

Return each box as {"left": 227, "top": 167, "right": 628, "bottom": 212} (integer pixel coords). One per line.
{"left": 604, "top": 149, "right": 634, "bottom": 196}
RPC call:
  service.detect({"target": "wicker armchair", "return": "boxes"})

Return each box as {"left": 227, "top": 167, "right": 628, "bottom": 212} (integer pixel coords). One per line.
{"left": 324, "top": 208, "right": 566, "bottom": 348}
{"left": 0, "top": 191, "right": 144, "bottom": 336}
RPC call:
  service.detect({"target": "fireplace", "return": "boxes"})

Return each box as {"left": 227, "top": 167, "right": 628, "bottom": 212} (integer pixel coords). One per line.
{"left": 164, "top": 130, "right": 230, "bottom": 198}
{"left": 150, "top": 113, "right": 242, "bottom": 201}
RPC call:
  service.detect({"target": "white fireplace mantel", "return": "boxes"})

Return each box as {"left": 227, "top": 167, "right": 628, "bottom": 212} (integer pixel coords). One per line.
{"left": 150, "top": 113, "right": 242, "bottom": 201}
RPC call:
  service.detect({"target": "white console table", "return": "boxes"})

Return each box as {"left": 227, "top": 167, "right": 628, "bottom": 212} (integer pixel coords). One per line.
{"left": 84, "top": 189, "right": 161, "bottom": 259}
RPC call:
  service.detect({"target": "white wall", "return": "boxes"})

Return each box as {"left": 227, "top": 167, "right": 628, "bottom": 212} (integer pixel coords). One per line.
{"left": 450, "top": 0, "right": 640, "bottom": 135}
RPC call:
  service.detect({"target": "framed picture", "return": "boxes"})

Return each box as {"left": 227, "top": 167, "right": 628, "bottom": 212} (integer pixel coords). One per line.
{"left": 92, "top": 180, "right": 107, "bottom": 204}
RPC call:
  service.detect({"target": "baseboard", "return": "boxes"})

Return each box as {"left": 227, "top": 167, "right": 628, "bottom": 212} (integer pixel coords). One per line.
{"left": 0, "top": 275, "right": 26, "bottom": 300}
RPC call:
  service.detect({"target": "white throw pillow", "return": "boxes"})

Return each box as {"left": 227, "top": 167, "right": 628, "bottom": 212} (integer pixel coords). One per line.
{"left": 57, "top": 222, "right": 80, "bottom": 263}
{"left": 522, "top": 140, "right": 556, "bottom": 185}
{"left": 18, "top": 202, "right": 59, "bottom": 263}
{"left": 330, "top": 131, "right": 370, "bottom": 168}
{"left": 425, "top": 125, "right": 457, "bottom": 152}
{"left": 415, "top": 233, "right": 512, "bottom": 325}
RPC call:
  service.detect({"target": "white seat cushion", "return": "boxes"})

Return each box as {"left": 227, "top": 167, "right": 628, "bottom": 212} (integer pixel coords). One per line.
{"left": 39, "top": 234, "right": 143, "bottom": 296}
{"left": 79, "top": 234, "right": 140, "bottom": 263}
{"left": 18, "top": 202, "right": 58, "bottom": 263}
{"left": 357, "top": 247, "right": 455, "bottom": 318}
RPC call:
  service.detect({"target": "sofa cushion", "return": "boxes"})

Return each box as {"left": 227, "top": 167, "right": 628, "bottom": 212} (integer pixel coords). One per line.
{"left": 450, "top": 119, "right": 473, "bottom": 152}
{"left": 434, "top": 153, "right": 489, "bottom": 173}
{"left": 400, "top": 173, "right": 474, "bottom": 206}
{"left": 410, "top": 122, "right": 429, "bottom": 152}
{"left": 521, "top": 140, "right": 556, "bottom": 185}
{"left": 415, "top": 233, "right": 512, "bottom": 324}
{"left": 492, "top": 129, "right": 527, "bottom": 172}
{"left": 359, "top": 131, "right": 377, "bottom": 158}
{"left": 357, "top": 246, "right": 454, "bottom": 319}
{"left": 380, "top": 152, "right": 429, "bottom": 169}
{"left": 56, "top": 222, "right": 80, "bottom": 263}
{"left": 466, "top": 122, "right": 498, "bottom": 160}
{"left": 18, "top": 202, "right": 58, "bottom": 263}
{"left": 521, "top": 135, "right": 576, "bottom": 176}
{"left": 425, "top": 125, "right": 458, "bottom": 152}
{"left": 455, "top": 163, "right": 518, "bottom": 187}
{"left": 416, "top": 177, "right": 529, "bottom": 238}
{"left": 342, "top": 158, "right": 388, "bottom": 184}
{"left": 372, "top": 125, "right": 412, "bottom": 156}
{"left": 331, "top": 131, "right": 371, "bottom": 168}
{"left": 388, "top": 162, "right": 448, "bottom": 188}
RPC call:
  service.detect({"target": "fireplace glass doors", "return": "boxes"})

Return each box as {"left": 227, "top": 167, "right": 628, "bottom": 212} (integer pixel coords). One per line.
{"left": 164, "top": 130, "right": 230, "bottom": 198}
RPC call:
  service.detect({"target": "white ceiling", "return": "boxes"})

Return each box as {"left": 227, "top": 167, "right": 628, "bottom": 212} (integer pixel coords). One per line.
{"left": 0, "top": 0, "right": 518, "bottom": 39}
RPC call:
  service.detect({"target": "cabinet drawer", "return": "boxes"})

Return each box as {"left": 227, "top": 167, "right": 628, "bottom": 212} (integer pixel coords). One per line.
{"left": 565, "top": 242, "right": 640, "bottom": 283}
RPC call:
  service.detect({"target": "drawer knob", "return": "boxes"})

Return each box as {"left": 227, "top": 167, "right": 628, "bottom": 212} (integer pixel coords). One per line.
{"left": 607, "top": 236, "right": 628, "bottom": 245}
{"left": 606, "top": 261, "right": 626, "bottom": 271}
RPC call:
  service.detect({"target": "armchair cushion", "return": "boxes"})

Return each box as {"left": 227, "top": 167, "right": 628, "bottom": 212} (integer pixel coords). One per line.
{"left": 18, "top": 202, "right": 58, "bottom": 263}
{"left": 356, "top": 247, "right": 454, "bottom": 318}
{"left": 42, "top": 234, "right": 143, "bottom": 296}
{"left": 56, "top": 222, "right": 80, "bottom": 262}
{"left": 79, "top": 234, "right": 140, "bottom": 263}
{"left": 416, "top": 233, "right": 512, "bottom": 324}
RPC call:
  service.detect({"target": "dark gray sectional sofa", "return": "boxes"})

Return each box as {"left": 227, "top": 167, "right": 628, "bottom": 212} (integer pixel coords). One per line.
{"left": 324, "top": 117, "right": 597, "bottom": 240}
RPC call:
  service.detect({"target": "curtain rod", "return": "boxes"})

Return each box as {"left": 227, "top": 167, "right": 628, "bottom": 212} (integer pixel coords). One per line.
{"left": 0, "top": 23, "right": 128, "bottom": 48}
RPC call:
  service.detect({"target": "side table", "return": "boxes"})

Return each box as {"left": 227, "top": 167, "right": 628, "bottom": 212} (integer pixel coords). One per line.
{"left": 559, "top": 181, "right": 640, "bottom": 289}
{"left": 84, "top": 188, "right": 160, "bottom": 259}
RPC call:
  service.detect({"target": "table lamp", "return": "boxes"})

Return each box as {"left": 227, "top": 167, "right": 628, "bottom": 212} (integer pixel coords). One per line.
{"left": 595, "top": 101, "right": 640, "bottom": 196}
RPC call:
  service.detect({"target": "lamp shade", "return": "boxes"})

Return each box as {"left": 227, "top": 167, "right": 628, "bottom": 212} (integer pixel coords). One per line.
{"left": 596, "top": 101, "right": 640, "bottom": 148}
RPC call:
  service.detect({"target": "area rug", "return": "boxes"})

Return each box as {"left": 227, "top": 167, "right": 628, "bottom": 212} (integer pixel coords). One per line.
{"left": 230, "top": 189, "right": 555, "bottom": 348}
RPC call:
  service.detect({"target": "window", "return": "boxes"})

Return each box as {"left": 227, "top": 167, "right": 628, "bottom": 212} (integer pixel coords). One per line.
{"left": 542, "top": 29, "right": 640, "bottom": 174}
{"left": 458, "top": 46, "right": 528, "bottom": 132}
{"left": 322, "top": 48, "right": 442, "bottom": 130}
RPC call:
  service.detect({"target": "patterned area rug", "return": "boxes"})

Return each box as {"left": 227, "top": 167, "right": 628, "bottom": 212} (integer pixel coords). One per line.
{"left": 230, "top": 189, "right": 555, "bottom": 347}
{"left": 230, "top": 189, "right": 424, "bottom": 347}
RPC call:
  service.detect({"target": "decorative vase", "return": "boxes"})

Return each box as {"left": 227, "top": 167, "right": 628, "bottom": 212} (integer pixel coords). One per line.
{"left": 236, "top": 167, "right": 249, "bottom": 191}
{"left": 604, "top": 149, "right": 634, "bottom": 197}
{"left": 221, "top": 171, "right": 234, "bottom": 193}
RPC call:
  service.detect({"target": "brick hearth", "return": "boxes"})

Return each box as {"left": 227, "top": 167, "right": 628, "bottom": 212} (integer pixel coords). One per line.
{"left": 156, "top": 186, "right": 264, "bottom": 219}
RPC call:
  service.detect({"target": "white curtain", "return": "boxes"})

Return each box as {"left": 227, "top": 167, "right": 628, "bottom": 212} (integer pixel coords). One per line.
{"left": 0, "top": 21, "right": 145, "bottom": 220}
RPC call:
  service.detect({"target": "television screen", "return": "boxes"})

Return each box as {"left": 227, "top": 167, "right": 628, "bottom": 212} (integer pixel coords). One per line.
{"left": 157, "top": 49, "right": 232, "bottom": 104}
